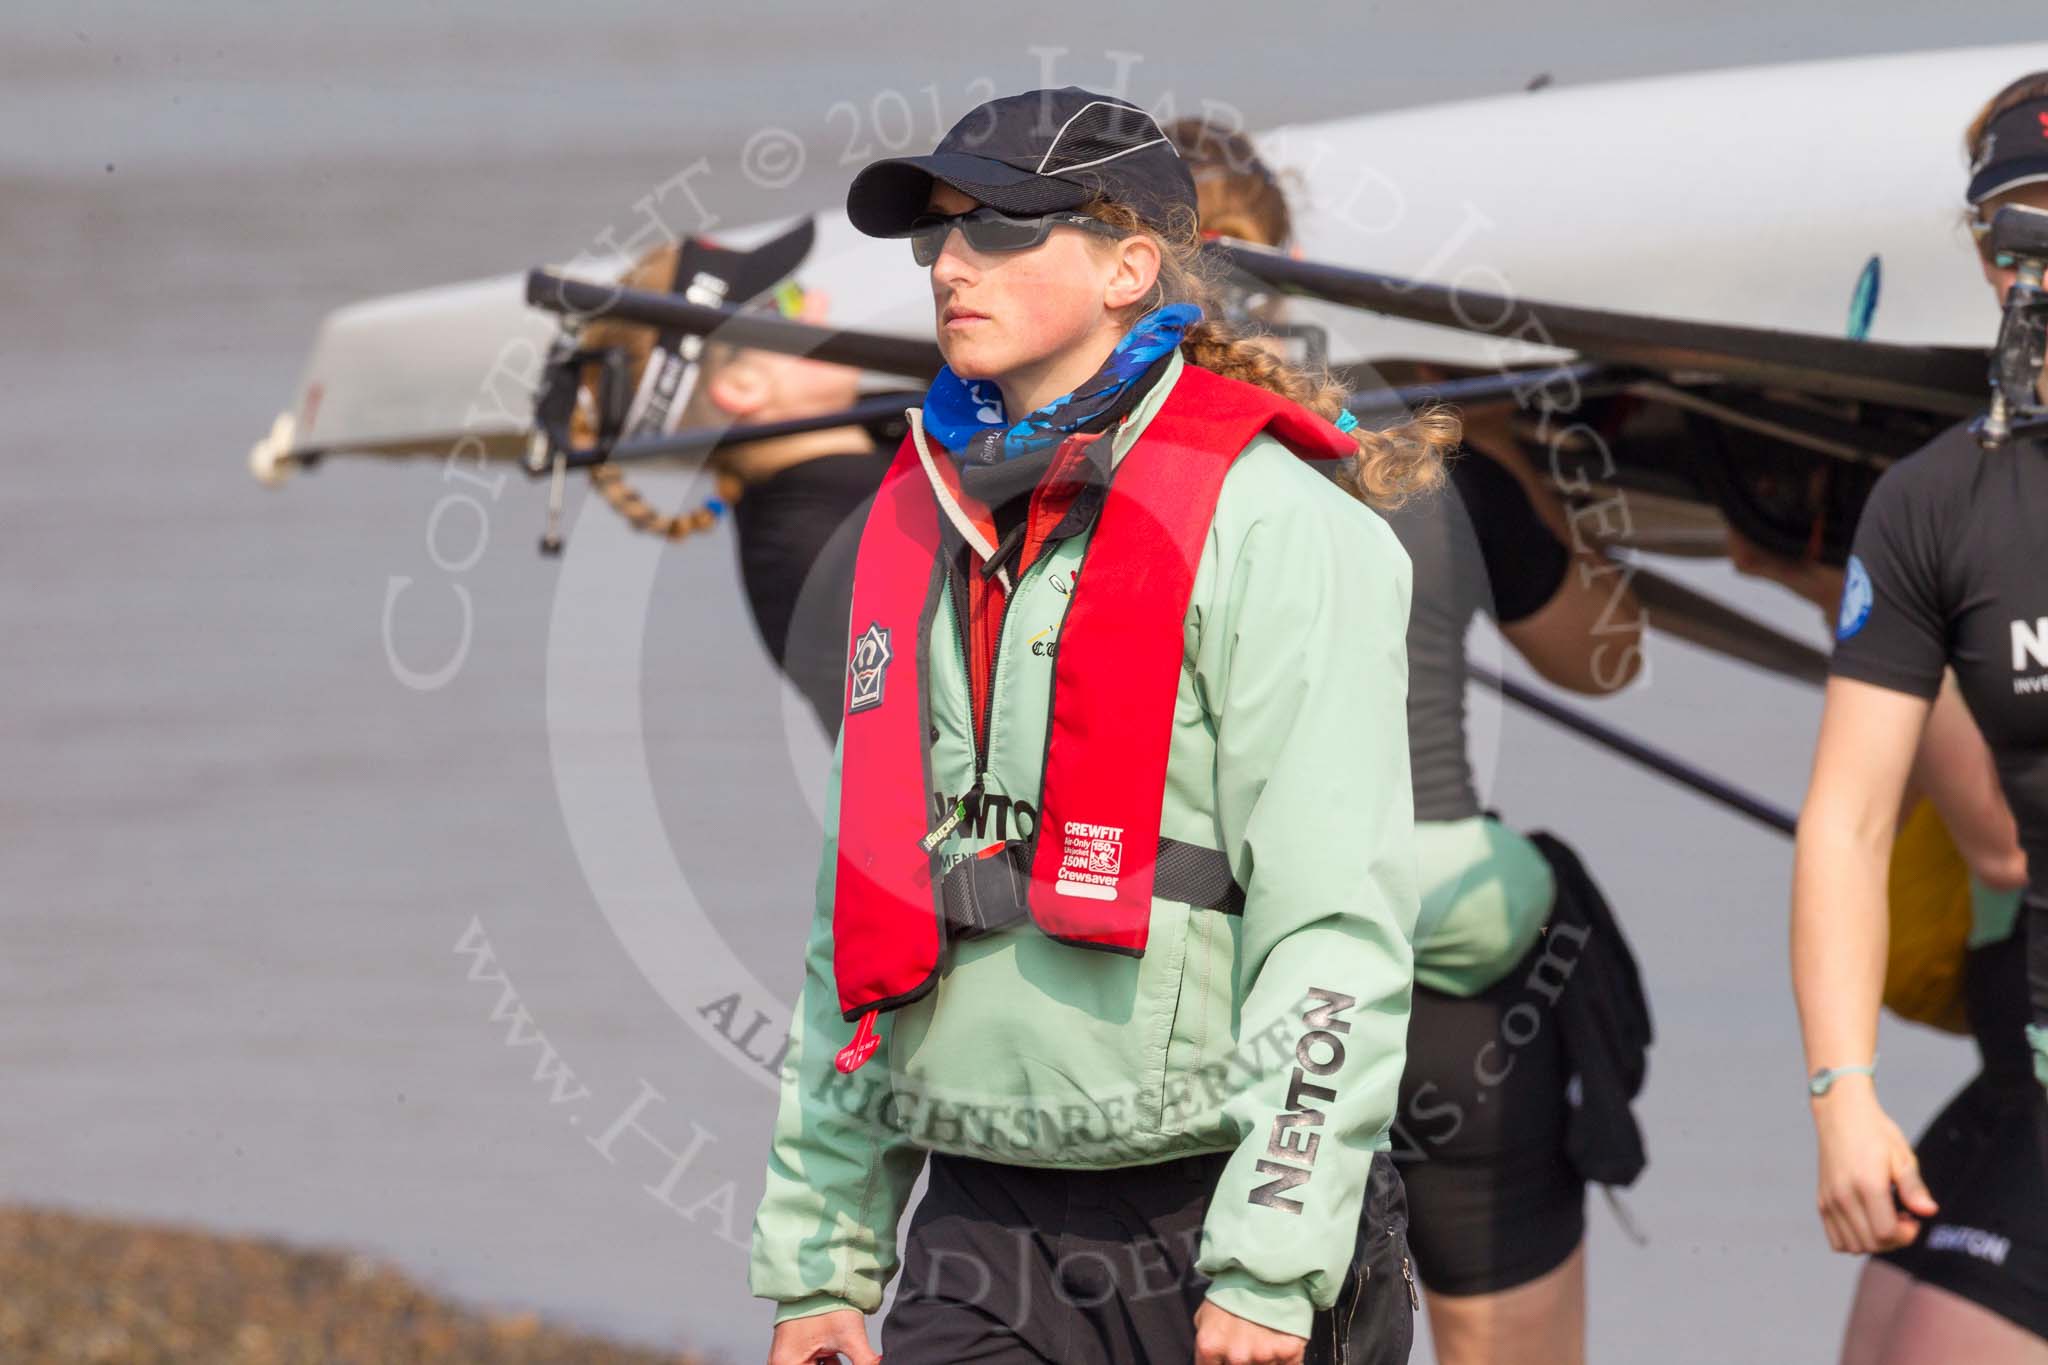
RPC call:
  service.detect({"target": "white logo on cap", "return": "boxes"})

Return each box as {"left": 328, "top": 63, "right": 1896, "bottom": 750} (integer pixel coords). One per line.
{"left": 1034, "top": 100, "right": 1178, "bottom": 176}
{"left": 1973, "top": 131, "right": 1998, "bottom": 176}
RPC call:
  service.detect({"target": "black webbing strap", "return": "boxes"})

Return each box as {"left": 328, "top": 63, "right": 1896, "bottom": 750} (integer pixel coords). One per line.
{"left": 939, "top": 836, "right": 1243, "bottom": 941}
{"left": 1153, "top": 836, "right": 1247, "bottom": 917}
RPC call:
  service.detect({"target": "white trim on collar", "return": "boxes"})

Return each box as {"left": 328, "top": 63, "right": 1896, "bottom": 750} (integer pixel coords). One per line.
{"left": 907, "top": 407, "right": 1012, "bottom": 594}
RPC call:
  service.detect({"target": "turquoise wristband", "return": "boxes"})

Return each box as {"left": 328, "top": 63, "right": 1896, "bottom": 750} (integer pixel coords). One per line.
{"left": 1808, "top": 1058, "right": 1878, "bottom": 1097}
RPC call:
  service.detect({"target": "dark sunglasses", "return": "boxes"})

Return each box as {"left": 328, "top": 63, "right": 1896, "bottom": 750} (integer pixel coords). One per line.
{"left": 908, "top": 208, "right": 1128, "bottom": 266}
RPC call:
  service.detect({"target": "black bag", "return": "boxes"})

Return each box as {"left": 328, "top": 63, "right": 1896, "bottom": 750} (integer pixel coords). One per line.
{"left": 1527, "top": 831, "right": 1655, "bottom": 1188}
{"left": 1304, "top": 1151, "right": 1417, "bottom": 1365}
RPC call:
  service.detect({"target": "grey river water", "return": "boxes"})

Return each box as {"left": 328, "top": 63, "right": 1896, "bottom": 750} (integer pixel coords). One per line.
{"left": 7, "top": 3, "right": 2044, "bottom": 1359}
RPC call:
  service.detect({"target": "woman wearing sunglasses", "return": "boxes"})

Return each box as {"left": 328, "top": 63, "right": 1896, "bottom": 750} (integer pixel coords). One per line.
{"left": 749, "top": 86, "right": 1453, "bottom": 1365}
{"left": 1793, "top": 70, "right": 2048, "bottom": 1363}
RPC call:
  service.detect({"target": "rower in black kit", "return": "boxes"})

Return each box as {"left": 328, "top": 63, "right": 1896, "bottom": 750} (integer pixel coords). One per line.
{"left": 1829, "top": 402, "right": 2048, "bottom": 1340}
{"left": 1781, "top": 76, "right": 2048, "bottom": 1361}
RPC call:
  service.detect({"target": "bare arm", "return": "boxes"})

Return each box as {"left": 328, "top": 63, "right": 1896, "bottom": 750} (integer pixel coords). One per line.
{"left": 1457, "top": 444, "right": 1644, "bottom": 696}
{"left": 1794, "top": 677, "right": 1926, "bottom": 1073}
{"left": 1791, "top": 676, "right": 1938, "bottom": 1253}
{"left": 1501, "top": 552, "right": 1644, "bottom": 696}
{"left": 1910, "top": 673, "right": 2028, "bottom": 891}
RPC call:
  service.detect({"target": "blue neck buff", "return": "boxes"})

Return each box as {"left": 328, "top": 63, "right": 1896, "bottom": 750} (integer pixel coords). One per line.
{"left": 921, "top": 303, "right": 1202, "bottom": 465}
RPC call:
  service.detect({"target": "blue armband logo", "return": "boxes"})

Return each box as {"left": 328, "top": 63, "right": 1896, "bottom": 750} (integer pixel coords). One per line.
{"left": 1836, "top": 555, "right": 1874, "bottom": 641}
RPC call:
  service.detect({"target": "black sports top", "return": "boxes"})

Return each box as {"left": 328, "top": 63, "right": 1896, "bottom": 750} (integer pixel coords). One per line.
{"left": 1830, "top": 422, "right": 2048, "bottom": 916}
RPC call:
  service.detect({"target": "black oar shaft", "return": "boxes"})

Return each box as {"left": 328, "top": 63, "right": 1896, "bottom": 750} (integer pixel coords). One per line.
{"left": 1346, "top": 362, "right": 1616, "bottom": 417}
{"left": 567, "top": 392, "right": 915, "bottom": 469}
{"left": 1210, "top": 241, "right": 1987, "bottom": 418}
{"left": 1471, "top": 664, "right": 1797, "bottom": 837}
{"left": 1628, "top": 565, "right": 1832, "bottom": 688}
{"left": 526, "top": 269, "right": 944, "bottom": 380}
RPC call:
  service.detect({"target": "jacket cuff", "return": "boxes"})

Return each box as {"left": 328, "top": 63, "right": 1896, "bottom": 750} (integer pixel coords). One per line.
{"left": 772, "top": 1293, "right": 864, "bottom": 1325}
{"left": 1202, "top": 1268, "right": 1314, "bottom": 1340}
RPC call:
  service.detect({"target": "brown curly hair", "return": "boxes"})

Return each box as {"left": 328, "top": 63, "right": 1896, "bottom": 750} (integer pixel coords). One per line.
{"left": 1080, "top": 196, "right": 1454, "bottom": 510}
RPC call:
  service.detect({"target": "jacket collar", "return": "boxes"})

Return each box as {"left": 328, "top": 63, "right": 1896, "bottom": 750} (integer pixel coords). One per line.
{"left": 906, "top": 348, "right": 1191, "bottom": 571}
{"left": 1105, "top": 348, "right": 1184, "bottom": 470}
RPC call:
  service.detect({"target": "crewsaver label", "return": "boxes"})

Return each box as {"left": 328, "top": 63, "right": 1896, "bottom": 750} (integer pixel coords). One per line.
{"left": 1055, "top": 819, "right": 1123, "bottom": 900}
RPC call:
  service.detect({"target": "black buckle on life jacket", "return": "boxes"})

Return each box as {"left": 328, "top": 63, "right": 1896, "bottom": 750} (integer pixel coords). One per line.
{"left": 938, "top": 837, "right": 1245, "bottom": 943}
{"left": 940, "top": 841, "right": 1032, "bottom": 940}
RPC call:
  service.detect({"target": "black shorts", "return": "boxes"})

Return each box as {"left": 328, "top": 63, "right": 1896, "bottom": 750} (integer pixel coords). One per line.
{"left": 880, "top": 1149, "right": 1416, "bottom": 1365}
{"left": 1878, "top": 932, "right": 2048, "bottom": 1340}
{"left": 1392, "top": 933, "right": 1587, "bottom": 1297}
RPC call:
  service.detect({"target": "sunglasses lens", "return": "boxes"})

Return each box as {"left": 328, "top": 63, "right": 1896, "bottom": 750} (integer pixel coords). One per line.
{"left": 909, "top": 222, "right": 948, "bottom": 267}
{"left": 962, "top": 214, "right": 1047, "bottom": 253}
{"left": 907, "top": 211, "right": 1078, "bottom": 265}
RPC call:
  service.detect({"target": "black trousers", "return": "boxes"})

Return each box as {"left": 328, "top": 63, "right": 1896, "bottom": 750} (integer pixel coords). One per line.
{"left": 880, "top": 1148, "right": 1415, "bottom": 1365}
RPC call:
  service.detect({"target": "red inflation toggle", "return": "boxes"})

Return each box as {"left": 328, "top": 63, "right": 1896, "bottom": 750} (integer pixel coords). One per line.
{"left": 835, "top": 1008, "right": 881, "bottom": 1073}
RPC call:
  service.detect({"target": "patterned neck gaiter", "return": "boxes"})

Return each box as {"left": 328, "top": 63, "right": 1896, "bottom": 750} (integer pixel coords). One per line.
{"left": 920, "top": 303, "right": 1202, "bottom": 468}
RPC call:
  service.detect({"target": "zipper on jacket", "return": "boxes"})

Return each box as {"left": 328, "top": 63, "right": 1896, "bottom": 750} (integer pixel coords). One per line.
{"left": 945, "top": 556, "right": 981, "bottom": 770}
{"left": 927, "top": 539, "right": 1039, "bottom": 854}
{"left": 971, "top": 551, "right": 1048, "bottom": 791}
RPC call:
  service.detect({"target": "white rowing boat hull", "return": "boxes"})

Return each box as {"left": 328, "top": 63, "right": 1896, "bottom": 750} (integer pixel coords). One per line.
{"left": 253, "top": 42, "right": 2048, "bottom": 479}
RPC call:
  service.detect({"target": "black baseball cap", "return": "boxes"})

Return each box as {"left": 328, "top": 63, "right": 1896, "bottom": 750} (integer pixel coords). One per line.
{"left": 846, "top": 86, "right": 1199, "bottom": 238}
{"left": 1968, "top": 95, "right": 2048, "bottom": 205}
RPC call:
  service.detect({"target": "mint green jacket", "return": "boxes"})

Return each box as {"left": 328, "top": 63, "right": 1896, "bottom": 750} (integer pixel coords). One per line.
{"left": 748, "top": 353, "right": 1420, "bottom": 1339}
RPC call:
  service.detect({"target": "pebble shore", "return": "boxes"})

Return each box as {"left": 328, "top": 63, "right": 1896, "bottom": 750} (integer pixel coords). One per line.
{"left": 0, "top": 1206, "right": 704, "bottom": 1364}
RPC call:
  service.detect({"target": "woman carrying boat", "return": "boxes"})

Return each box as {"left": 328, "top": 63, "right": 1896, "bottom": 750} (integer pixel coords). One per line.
{"left": 1170, "top": 120, "right": 1646, "bottom": 1365}
{"left": 1791, "top": 70, "right": 2048, "bottom": 1363}
{"left": 747, "top": 86, "right": 1454, "bottom": 1365}
{"left": 571, "top": 264, "right": 888, "bottom": 733}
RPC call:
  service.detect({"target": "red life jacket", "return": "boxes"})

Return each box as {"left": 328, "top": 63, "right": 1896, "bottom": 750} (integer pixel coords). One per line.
{"left": 829, "top": 364, "right": 1356, "bottom": 1059}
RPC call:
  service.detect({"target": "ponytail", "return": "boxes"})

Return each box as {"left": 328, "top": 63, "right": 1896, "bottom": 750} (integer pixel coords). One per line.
{"left": 1178, "top": 316, "right": 1454, "bottom": 508}
{"left": 568, "top": 241, "right": 730, "bottom": 544}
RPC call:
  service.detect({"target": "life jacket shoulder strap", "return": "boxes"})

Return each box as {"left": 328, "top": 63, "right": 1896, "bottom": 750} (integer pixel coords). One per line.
{"left": 1020, "top": 364, "right": 1353, "bottom": 945}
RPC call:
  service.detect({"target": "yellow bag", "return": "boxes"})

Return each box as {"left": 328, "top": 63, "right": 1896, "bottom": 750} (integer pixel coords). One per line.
{"left": 1883, "top": 799, "right": 1975, "bottom": 1034}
